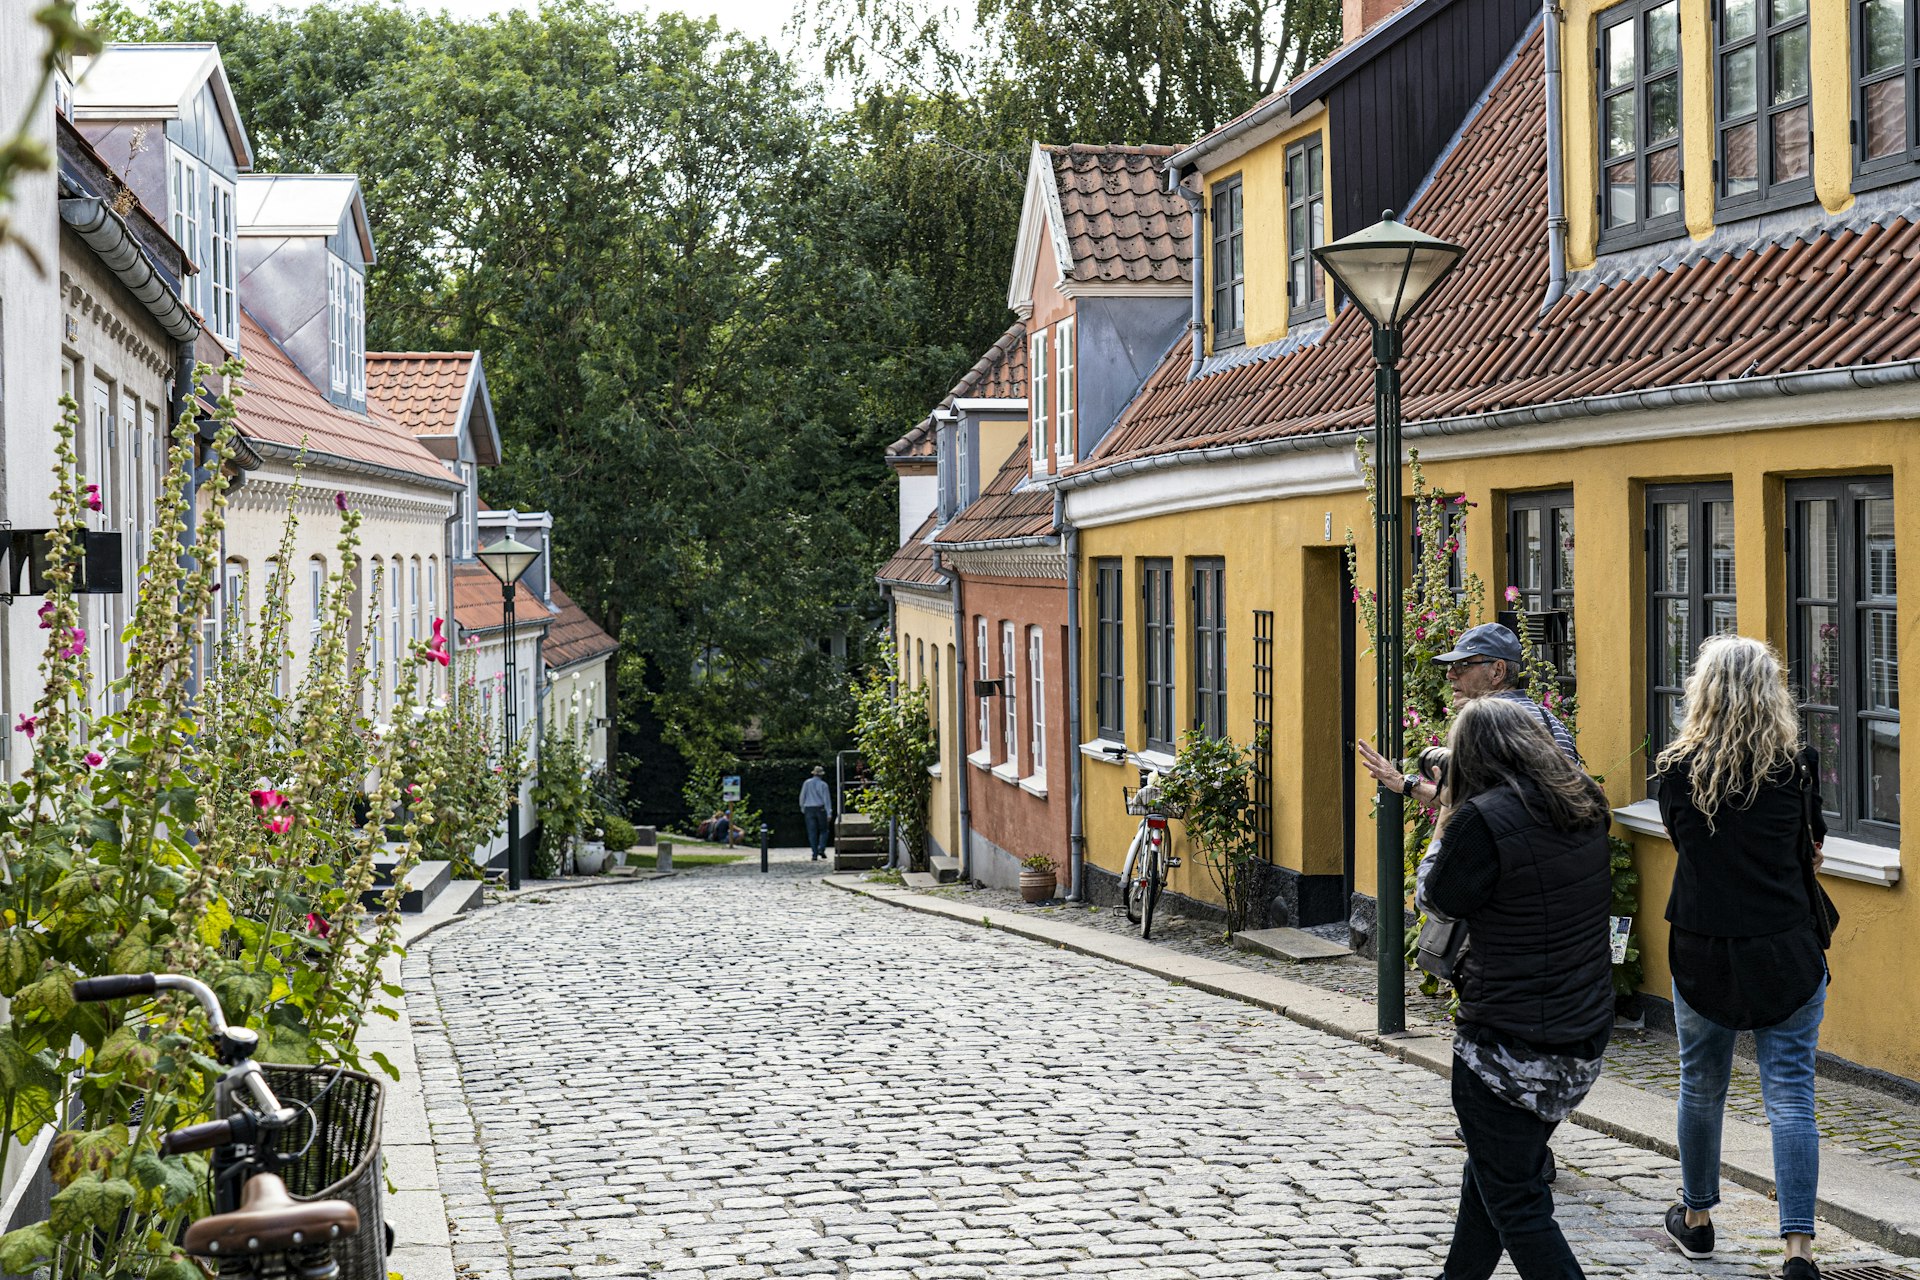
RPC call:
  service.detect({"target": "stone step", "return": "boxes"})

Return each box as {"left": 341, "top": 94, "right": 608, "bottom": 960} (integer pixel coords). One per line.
{"left": 929, "top": 854, "right": 961, "bottom": 884}
{"left": 835, "top": 835, "right": 883, "bottom": 855}
{"left": 836, "top": 813, "right": 876, "bottom": 838}
{"left": 832, "top": 850, "right": 888, "bottom": 871}
{"left": 1231, "top": 927, "right": 1352, "bottom": 962}
{"left": 363, "top": 860, "right": 453, "bottom": 914}
{"left": 902, "top": 872, "right": 939, "bottom": 890}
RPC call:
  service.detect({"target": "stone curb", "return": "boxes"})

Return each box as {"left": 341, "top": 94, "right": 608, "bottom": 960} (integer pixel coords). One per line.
{"left": 825, "top": 874, "right": 1920, "bottom": 1257}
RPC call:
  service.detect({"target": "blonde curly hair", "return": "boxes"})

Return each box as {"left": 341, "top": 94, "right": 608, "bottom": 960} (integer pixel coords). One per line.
{"left": 1654, "top": 634, "right": 1802, "bottom": 823}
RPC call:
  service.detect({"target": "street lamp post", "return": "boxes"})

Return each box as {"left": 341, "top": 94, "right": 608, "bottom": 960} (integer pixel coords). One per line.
{"left": 1312, "top": 210, "right": 1464, "bottom": 1035}
{"left": 476, "top": 535, "right": 541, "bottom": 890}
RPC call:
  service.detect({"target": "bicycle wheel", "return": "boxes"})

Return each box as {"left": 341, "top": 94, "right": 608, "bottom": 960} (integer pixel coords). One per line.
{"left": 1121, "top": 832, "right": 1145, "bottom": 923}
{"left": 1139, "top": 845, "right": 1163, "bottom": 939}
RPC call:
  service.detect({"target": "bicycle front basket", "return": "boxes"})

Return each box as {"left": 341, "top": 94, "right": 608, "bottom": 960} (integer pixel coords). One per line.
{"left": 1123, "top": 786, "right": 1185, "bottom": 819}
{"left": 246, "top": 1064, "right": 387, "bottom": 1280}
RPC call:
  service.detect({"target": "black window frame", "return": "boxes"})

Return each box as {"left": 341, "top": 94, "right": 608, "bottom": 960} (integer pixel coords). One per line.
{"left": 1596, "top": 0, "right": 1687, "bottom": 249}
{"left": 1142, "top": 558, "right": 1176, "bottom": 753}
{"left": 1714, "top": 0, "right": 1815, "bottom": 215}
{"left": 1409, "top": 496, "right": 1468, "bottom": 606}
{"left": 1191, "top": 558, "right": 1227, "bottom": 739}
{"left": 1253, "top": 609, "right": 1274, "bottom": 863}
{"left": 1852, "top": 0, "right": 1920, "bottom": 187}
{"left": 1210, "top": 176, "right": 1245, "bottom": 350}
{"left": 1647, "top": 483, "right": 1739, "bottom": 773}
{"left": 1285, "top": 134, "right": 1326, "bottom": 325}
{"left": 1787, "top": 476, "right": 1899, "bottom": 845}
{"left": 1504, "top": 489, "right": 1577, "bottom": 691}
{"left": 1094, "top": 559, "right": 1125, "bottom": 739}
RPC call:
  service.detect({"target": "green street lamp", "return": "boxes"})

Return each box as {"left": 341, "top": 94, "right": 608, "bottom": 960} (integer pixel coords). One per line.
{"left": 1313, "top": 210, "right": 1464, "bottom": 1035}
{"left": 477, "top": 535, "right": 541, "bottom": 890}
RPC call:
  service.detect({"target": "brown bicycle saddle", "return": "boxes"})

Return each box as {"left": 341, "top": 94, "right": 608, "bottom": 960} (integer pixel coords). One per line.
{"left": 182, "top": 1173, "right": 360, "bottom": 1257}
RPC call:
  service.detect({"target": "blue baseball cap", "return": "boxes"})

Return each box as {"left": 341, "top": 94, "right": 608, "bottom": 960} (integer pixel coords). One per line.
{"left": 1433, "top": 623, "right": 1525, "bottom": 666}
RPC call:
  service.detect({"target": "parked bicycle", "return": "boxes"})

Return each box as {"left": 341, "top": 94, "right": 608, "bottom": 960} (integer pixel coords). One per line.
{"left": 1105, "top": 746, "right": 1184, "bottom": 939}
{"left": 73, "top": 972, "right": 383, "bottom": 1279}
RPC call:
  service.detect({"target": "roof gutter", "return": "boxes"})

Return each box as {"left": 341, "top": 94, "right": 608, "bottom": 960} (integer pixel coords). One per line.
{"left": 59, "top": 196, "right": 201, "bottom": 342}
{"left": 245, "top": 437, "right": 467, "bottom": 492}
{"left": 1055, "top": 428, "right": 1364, "bottom": 491}
{"left": 932, "top": 534, "right": 1062, "bottom": 554}
{"left": 1163, "top": 93, "right": 1293, "bottom": 172}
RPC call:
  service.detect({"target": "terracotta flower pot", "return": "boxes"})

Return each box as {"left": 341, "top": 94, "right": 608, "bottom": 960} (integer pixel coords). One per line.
{"left": 1018, "top": 868, "right": 1056, "bottom": 903}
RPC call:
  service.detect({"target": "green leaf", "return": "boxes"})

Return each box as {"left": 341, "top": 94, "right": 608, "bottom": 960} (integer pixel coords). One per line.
{"left": 0, "top": 1029, "right": 59, "bottom": 1097}
{"left": 369, "top": 1050, "right": 402, "bottom": 1082}
{"left": 84, "top": 815, "right": 122, "bottom": 848}
{"left": 9, "top": 971, "right": 75, "bottom": 1025}
{"left": 106, "top": 924, "right": 152, "bottom": 980}
{"left": 94, "top": 1026, "right": 158, "bottom": 1083}
{"left": 49, "top": 1174, "right": 136, "bottom": 1233}
{"left": 196, "top": 896, "right": 234, "bottom": 948}
{"left": 131, "top": 1151, "right": 203, "bottom": 1208}
{"left": 0, "top": 1222, "right": 55, "bottom": 1271}
{"left": 48, "top": 1125, "right": 130, "bottom": 1186}
{"left": 147, "top": 1257, "right": 205, "bottom": 1280}
{"left": 0, "top": 934, "right": 44, "bottom": 997}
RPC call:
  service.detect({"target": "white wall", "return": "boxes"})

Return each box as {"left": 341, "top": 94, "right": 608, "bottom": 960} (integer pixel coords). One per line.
{"left": 898, "top": 472, "right": 937, "bottom": 545}
{"left": 462, "top": 624, "right": 544, "bottom": 868}
{"left": 543, "top": 656, "right": 611, "bottom": 769}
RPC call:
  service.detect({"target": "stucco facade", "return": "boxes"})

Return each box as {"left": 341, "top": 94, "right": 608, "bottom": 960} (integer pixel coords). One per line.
{"left": 892, "top": 586, "right": 959, "bottom": 860}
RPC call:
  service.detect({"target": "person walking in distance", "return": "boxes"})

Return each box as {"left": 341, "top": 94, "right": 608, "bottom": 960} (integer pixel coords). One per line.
{"left": 1654, "top": 636, "right": 1836, "bottom": 1280}
{"left": 800, "top": 765, "right": 833, "bottom": 862}
{"left": 1418, "top": 697, "right": 1614, "bottom": 1280}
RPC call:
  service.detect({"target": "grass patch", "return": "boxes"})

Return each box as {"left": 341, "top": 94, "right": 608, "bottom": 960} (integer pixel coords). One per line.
{"left": 669, "top": 853, "right": 746, "bottom": 867}
{"left": 864, "top": 868, "right": 904, "bottom": 885}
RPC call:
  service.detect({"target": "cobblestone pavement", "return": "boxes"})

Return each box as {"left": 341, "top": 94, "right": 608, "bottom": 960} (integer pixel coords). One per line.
{"left": 409, "top": 852, "right": 1905, "bottom": 1279}
{"left": 933, "top": 878, "right": 1920, "bottom": 1178}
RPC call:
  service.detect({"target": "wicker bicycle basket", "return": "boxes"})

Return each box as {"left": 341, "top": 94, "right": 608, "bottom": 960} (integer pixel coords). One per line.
{"left": 222, "top": 1064, "right": 386, "bottom": 1279}
{"left": 1122, "top": 786, "right": 1186, "bottom": 820}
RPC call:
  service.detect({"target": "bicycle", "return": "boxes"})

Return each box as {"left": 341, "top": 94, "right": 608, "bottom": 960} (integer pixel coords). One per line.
{"left": 73, "top": 972, "right": 371, "bottom": 1279}
{"left": 1105, "top": 746, "right": 1183, "bottom": 939}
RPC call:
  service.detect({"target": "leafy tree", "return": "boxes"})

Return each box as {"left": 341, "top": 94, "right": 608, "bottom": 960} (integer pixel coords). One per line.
{"left": 849, "top": 638, "right": 935, "bottom": 871}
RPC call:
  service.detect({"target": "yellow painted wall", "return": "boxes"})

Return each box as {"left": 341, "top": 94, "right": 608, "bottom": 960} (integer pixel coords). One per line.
{"left": 1199, "top": 109, "right": 1332, "bottom": 354}
{"left": 1563, "top": 0, "right": 1855, "bottom": 268}
{"left": 979, "top": 415, "right": 1028, "bottom": 476}
{"left": 1077, "top": 416, "right": 1920, "bottom": 1080}
{"left": 894, "top": 591, "right": 960, "bottom": 858}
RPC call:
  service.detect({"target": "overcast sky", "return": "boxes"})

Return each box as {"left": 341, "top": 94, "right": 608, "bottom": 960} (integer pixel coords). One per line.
{"left": 420, "top": 0, "right": 812, "bottom": 55}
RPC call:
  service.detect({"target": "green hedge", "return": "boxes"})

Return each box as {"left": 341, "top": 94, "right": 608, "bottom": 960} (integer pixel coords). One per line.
{"left": 738, "top": 757, "right": 829, "bottom": 847}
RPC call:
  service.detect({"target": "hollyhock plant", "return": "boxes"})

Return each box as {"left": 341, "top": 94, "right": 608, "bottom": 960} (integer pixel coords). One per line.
{"left": 1505, "top": 585, "right": 1522, "bottom": 604}
{"left": 36, "top": 600, "right": 54, "bottom": 628}
{"left": 264, "top": 813, "right": 294, "bottom": 835}
{"left": 423, "top": 617, "right": 451, "bottom": 667}
{"left": 61, "top": 628, "right": 85, "bottom": 659}
{"left": 305, "top": 912, "right": 332, "bottom": 939}
{"left": 14, "top": 713, "right": 36, "bottom": 738}
{"left": 82, "top": 481, "right": 101, "bottom": 512}
{"left": 334, "top": 491, "right": 348, "bottom": 512}
{"left": 84, "top": 749, "right": 105, "bottom": 768}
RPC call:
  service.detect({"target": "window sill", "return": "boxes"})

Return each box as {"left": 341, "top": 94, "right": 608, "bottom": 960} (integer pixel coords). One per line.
{"left": 1136, "top": 748, "right": 1177, "bottom": 772}
{"left": 1019, "top": 772, "right": 1049, "bottom": 798}
{"left": 991, "top": 762, "right": 1020, "bottom": 785}
{"left": 967, "top": 750, "right": 993, "bottom": 771}
{"left": 926, "top": 763, "right": 942, "bottom": 779}
{"left": 1595, "top": 215, "right": 1688, "bottom": 256}
{"left": 1613, "top": 799, "right": 1900, "bottom": 886}
{"left": 1080, "top": 737, "right": 1129, "bottom": 764}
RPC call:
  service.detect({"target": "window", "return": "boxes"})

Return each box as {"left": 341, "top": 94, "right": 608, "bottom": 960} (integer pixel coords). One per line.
{"left": 169, "top": 148, "right": 201, "bottom": 309}
{"left": 1211, "top": 177, "right": 1245, "bottom": 345}
{"left": 1001, "top": 622, "right": 1018, "bottom": 767}
{"left": 1028, "top": 626, "right": 1046, "bottom": 775}
{"left": 1192, "top": 558, "right": 1226, "bottom": 739}
{"left": 427, "top": 558, "right": 438, "bottom": 632}
{"left": 223, "top": 559, "right": 246, "bottom": 629}
{"left": 1788, "top": 478, "right": 1899, "bottom": 843}
{"left": 1286, "top": 134, "right": 1326, "bottom": 320}
{"left": 1856, "top": 0, "right": 1920, "bottom": 176}
{"left": 1095, "top": 559, "right": 1125, "bottom": 738}
{"left": 309, "top": 557, "right": 326, "bottom": 636}
{"left": 327, "top": 255, "right": 349, "bottom": 394}
{"left": 975, "top": 616, "right": 990, "bottom": 754}
{"left": 410, "top": 558, "right": 422, "bottom": 642}
{"left": 1648, "top": 484, "right": 1738, "bottom": 766}
{"left": 389, "top": 557, "right": 402, "bottom": 681}
{"left": 1030, "top": 331, "right": 1050, "bottom": 472}
{"left": 957, "top": 418, "right": 971, "bottom": 505}
{"left": 1143, "top": 559, "right": 1175, "bottom": 752}
{"left": 931, "top": 647, "right": 941, "bottom": 750}
{"left": 1505, "top": 490, "right": 1577, "bottom": 686}
{"left": 1716, "top": 0, "right": 1812, "bottom": 209}
{"left": 1055, "top": 317, "right": 1076, "bottom": 464}
{"left": 369, "top": 563, "right": 384, "bottom": 689}
{"left": 1599, "top": 0, "right": 1684, "bottom": 240}
{"left": 1253, "top": 610, "right": 1274, "bottom": 862}
{"left": 348, "top": 270, "right": 366, "bottom": 399}
{"left": 1412, "top": 497, "right": 1468, "bottom": 604}
{"left": 208, "top": 175, "right": 237, "bottom": 346}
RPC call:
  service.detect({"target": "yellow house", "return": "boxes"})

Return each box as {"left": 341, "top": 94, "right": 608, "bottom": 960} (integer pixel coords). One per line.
{"left": 1058, "top": 3, "right": 1920, "bottom": 1082}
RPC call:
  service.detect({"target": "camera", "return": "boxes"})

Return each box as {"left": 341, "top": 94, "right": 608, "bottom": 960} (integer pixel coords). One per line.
{"left": 1417, "top": 745, "right": 1452, "bottom": 798}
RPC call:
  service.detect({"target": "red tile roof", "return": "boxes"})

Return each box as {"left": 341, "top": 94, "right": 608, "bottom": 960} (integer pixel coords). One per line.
{"left": 1084, "top": 29, "right": 1920, "bottom": 469}
{"left": 1046, "top": 144, "right": 1192, "bottom": 285}
{"left": 933, "top": 434, "right": 1054, "bottom": 546}
{"left": 876, "top": 513, "right": 948, "bottom": 589}
{"left": 235, "top": 310, "right": 454, "bottom": 484}
{"left": 452, "top": 563, "right": 548, "bottom": 636}
{"left": 543, "top": 585, "right": 619, "bottom": 669}
{"left": 364, "top": 352, "right": 472, "bottom": 438}
{"left": 888, "top": 321, "right": 1029, "bottom": 461}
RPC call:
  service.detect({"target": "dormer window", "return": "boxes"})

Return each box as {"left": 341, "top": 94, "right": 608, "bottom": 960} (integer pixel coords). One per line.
{"left": 1598, "top": 0, "right": 1684, "bottom": 244}
{"left": 1055, "top": 317, "right": 1076, "bottom": 465}
{"left": 1211, "top": 176, "right": 1245, "bottom": 347}
{"left": 1029, "top": 330, "right": 1050, "bottom": 473}
{"left": 1715, "top": 0, "right": 1811, "bottom": 211}
{"left": 1286, "top": 135, "right": 1326, "bottom": 322}
{"left": 348, "top": 270, "right": 366, "bottom": 400}
{"left": 326, "top": 253, "right": 363, "bottom": 397}
{"left": 957, "top": 417, "right": 971, "bottom": 505}
{"left": 169, "top": 144, "right": 238, "bottom": 348}
{"left": 1856, "top": 0, "right": 1920, "bottom": 179}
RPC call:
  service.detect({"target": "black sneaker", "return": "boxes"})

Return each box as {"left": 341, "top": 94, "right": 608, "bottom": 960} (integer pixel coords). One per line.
{"left": 1664, "top": 1204, "right": 1714, "bottom": 1260}
{"left": 1782, "top": 1259, "right": 1820, "bottom": 1280}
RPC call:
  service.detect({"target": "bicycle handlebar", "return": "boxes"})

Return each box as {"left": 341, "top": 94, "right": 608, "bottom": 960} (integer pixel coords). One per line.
{"left": 72, "top": 973, "right": 158, "bottom": 1001}
{"left": 160, "top": 1115, "right": 251, "bottom": 1156}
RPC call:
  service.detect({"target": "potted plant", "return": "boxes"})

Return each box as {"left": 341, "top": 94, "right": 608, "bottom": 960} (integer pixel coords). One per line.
{"left": 1018, "top": 851, "right": 1058, "bottom": 903}
{"left": 575, "top": 823, "right": 609, "bottom": 875}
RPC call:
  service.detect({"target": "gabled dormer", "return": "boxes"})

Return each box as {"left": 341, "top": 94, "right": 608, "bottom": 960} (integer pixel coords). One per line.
{"left": 236, "top": 174, "right": 376, "bottom": 413}
{"left": 365, "top": 351, "right": 503, "bottom": 561}
{"left": 1007, "top": 143, "right": 1192, "bottom": 476}
{"left": 887, "top": 320, "right": 1028, "bottom": 542}
{"left": 70, "top": 42, "right": 254, "bottom": 353}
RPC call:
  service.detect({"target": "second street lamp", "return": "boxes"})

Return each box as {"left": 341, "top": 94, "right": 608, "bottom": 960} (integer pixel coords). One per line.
{"left": 476, "top": 534, "right": 541, "bottom": 890}
{"left": 1312, "top": 210, "right": 1464, "bottom": 1036}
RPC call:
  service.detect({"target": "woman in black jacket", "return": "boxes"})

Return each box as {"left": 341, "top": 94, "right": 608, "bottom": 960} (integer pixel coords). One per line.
{"left": 1419, "top": 696, "right": 1614, "bottom": 1280}
{"left": 1655, "top": 635, "right": 1829, "bottom": 1280}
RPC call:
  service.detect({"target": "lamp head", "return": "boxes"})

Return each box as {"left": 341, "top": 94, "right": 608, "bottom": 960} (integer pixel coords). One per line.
{"left": 476, "top": 535, "right": 539, "bottom": 586}
{"left": 1310, "top": 210, "right": 1465, "bottom": 330}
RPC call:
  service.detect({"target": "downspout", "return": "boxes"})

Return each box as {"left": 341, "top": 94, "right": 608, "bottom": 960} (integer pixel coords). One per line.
{"left": 1542, "top": 0, "right": 1570, "bottom": 312}
{"left": 1169, "top": 165, "right": 1207, "bottom": 379}
{"left": 443, "top": 498, "right": 461, "bottom": 709}
{"left": 936, "top": 547, "right": 972, "bottom": 883}
{"left": 1057, "top": 489, "right": 1085, "bottom": 903}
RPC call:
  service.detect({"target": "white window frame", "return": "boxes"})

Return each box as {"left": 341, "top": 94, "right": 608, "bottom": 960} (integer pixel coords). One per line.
{"left": 410, "top": 557, "right": 422, "bottom": 642}
{"left": 168, "top": 146, "right": 202, "bottom": 318}
{"left": 1002, "top": 622, "right": 1018, "bottom": 766}
{"left": 389, "top": 557, "right": 402, "bottom": 682}
{"left": 427, "top": 558, "right": 438, "bottom": 630}
{"left": 1029, "top": 331, "right": 1050, "bottom": 473}
{"left": 1055, "top": 317, "right": 1076, "bottom": 464}
{"left": 327, "top": 255, "right": 349, "bottom": 394}
{"left": 957, "top": 419, "right": 971, "bottom": 504}
{"left": 347, "top": 269, "right": 366, "bottom": 399}
{"left": 208, "top": 173, "right": 237, "bottom": 347}
{"left": 973, "top": 616, "right": 991, "bottom": 764}
{"left": 1028, "top": 625, "right": 1046, "bottom": 776}
{"left": 309, "top": 557, "right": 325, "bottom": 636}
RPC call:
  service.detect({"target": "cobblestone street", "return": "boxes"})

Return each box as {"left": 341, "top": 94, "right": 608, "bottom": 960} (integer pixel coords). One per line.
{"left": 408, "top": 854, "right": 1905, "bottom": 1279}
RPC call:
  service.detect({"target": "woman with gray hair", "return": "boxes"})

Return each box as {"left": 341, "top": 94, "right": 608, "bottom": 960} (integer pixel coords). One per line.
{"left": 1419, "top": 696, "right": 1614, "bottom": 1280}
{"left": 1655, "top": 635, "right": 1833, "bottom": 1280}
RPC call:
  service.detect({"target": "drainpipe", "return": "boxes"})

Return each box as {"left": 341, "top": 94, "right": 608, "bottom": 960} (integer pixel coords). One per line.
{"left": 1168, "top": 165, "right": 1207, "bottom": 379}
{"left": 1057, "top": 489, "right": 1085, "bottom": 903}
{"left": 935, "top": 547, "right": 972, "bottom": 883}
{"left": 1542, "top": 0, "right": 1570, "bottom": 313}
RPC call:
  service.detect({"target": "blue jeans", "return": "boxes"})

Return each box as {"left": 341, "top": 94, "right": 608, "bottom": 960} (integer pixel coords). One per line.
{"left": 803, "top": 806, "right": 830, "bottom": 858}
{"left": 1673, "top": 976, "right": 1826, "bottom": 1237}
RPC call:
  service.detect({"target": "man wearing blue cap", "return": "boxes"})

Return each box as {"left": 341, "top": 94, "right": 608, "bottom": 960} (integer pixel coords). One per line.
{"left": 1356, "top": 622, "right": 1578, "bottom": 807}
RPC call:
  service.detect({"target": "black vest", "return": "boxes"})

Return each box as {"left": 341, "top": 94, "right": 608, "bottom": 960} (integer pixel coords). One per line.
{"left": 1456, "top": 780, "right": 1615, "bottom": 1044}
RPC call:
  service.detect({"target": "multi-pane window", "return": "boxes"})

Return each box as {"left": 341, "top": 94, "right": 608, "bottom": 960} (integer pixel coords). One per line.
{"left": 930, "top": 647, "right": 941, "bottom": 750}
{"left": 1286, "top": 135, "right": 1326, "bottom": 320}
{"left": 1211, "top": 177, "right": 1245, "bottom": 346}
{"left": 1095, "top": 560, "right": 1125, "bottom": 738}
{"left": 1192, "top": 558, "right": 1227, "bottom": 739}
{"left": 1716, "top": 0, "right": 1812, "bottom": 208}
{"left": 1028, "top": 626, "right": 1046, "bottom": 775}
{"left": 1001, "top": 622, "right": 1019, "bottom": 767}
{"left": 1411, "top": 497, "right": 1468, "bottom": 604}
{"left": 309, "top": 557, "right": 326, "bottom": 636}
{"left": 327, "top": 256, "right": 349, "bottom": 394}
{"left": 389, "top": 557, "right": 403, "bottom": 685}
{"left": 348, "top": 270, "right": 366, "bottom": 399}
{"left": 1599, "top": 0, "right": 1684, "bottom": 238}
{"left": 1506, "top": 490, "right": 1577, "bottom": 686}
{"left": 1648, "top": 484, "right": 1738, "bottom": 767}
{"left": 1143, "top": 559, "right": 1175, "bottom": 752}
{"left": 976, "top": 616, "right": 991, "bottom": 754}
{"left": 1029, "top": 331, "right": 1050, "bottom": 472}
{"left": 427, "top": 558, "right": 438, "bottom": 632}
{"left": 410, "top": 558, "right": 423, "bottom": 642}
{"left": 1788, "top": 478, "right": 1899, "bottom": 843}
{"left": 1857, "top": 0, "right": 1920, "bottom": 174}
{"left": 169, "top": 148, "right": 200, "bottom": 308}
{"left": 208, "top": 176, "right": 237, "bottom": 346}
{"left": 1252, "top": 610, "right": 1274, "bottom": 862}
{"left": 1055, "top": 317, "right": 1076, "bottom": 465}
{"left": 957, "top": 419, "right": 971, "bottom": 506}
{"left": 368, "top": 563, "right": 383, "bottom": 690}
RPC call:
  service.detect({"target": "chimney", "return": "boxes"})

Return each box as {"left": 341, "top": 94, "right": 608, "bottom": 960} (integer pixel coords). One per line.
{"left": 1343, "top": 0, "right": 1409, "bottom": 41}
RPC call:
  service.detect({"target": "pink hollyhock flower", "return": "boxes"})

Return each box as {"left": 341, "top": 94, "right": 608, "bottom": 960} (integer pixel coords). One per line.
{"left": 264, "top": 814, "right": 294, "bottom": 835}
{"left": 82, "top": 483, "right": 102, "bottom": 512}
{"left": 249, "top": 787, "right": 288, "bottom": 811}
{"left": 334, "top": 491, "right": 348, "bottom": 511}
{"left": 61, "top": 628, "right": 86, "bottom": 659}
{"left": 1505, "top": 585, "right": 1522, "bottom": 604}
{"left": 1453, "top": 494, "right": 1469, "bottom": 505}
{"left": 14, "top": 714, "right": 36, "bottom": 739}
{"left": 84, "top": 750, "right": 105, "bottom": 768}
{"left": 1413, "top": 626, "right": 1426, "bottom": 640}
{"left": 36, "top": 601, "right": 54, "bottom": 629}
{"left": 423, "top": 617, "right": 451, "bottom": 667}
{"left": 304, "top": 912, "right": 332, "bottom": 939}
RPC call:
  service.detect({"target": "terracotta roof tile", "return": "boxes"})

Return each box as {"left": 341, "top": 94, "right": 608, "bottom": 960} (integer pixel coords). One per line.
{"left": 876, "top": 513, "right": 949, "bottom": 589}
{"left": 1046, "top": 144, "right": 1192, "bottom": 285}
{"left": 364, "top": 352, "right": 473, "bottom": 439}
{"left": 1081, "top": 31, "right": 1920, "bottom": 469}
{"left": 452, "top": 563, "right": 548, "bottom": 636}
{"left": 887, "top": 320, "right": 1029, "bottom": 460}
{"left": 933, "top": 435, "right": 1054, "bottom": 546}
{"left": 543, "top": 584, "right": 619, "bottom": 669}
{"left": 235, "top": 310, "right": 453, "bottom": 484}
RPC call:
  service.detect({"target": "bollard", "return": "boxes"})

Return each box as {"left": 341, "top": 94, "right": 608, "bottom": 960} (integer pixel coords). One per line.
{"left": 760, "top": 823, "right": 770, "bottom": 873}
{"left": 656, "top": 840, "right": 673, "bottom": 873}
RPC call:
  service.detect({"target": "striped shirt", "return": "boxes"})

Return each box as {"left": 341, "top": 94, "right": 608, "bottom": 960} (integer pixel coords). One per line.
{"left": 1491, "top": 689, "right": 1580, "bottom": 764}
